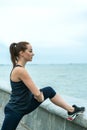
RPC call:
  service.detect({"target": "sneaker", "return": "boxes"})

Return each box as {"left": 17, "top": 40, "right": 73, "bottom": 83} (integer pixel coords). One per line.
{"left": 67, "top": 105, "right": 85, "bottom": 121}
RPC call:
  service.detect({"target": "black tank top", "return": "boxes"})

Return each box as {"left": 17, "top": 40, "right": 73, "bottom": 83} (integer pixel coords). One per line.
{"left": 6, "top": 65, "right": 32, "bottom": 115}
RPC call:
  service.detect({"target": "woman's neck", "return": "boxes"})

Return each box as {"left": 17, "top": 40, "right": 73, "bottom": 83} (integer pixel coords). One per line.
{"left": 16, "top": 61, "right": 26, "bottom": 67}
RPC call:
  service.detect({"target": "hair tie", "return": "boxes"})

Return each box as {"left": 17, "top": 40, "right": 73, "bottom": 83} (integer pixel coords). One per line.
{"left": 14, "top": 43, "right": 17, "bottom": 48}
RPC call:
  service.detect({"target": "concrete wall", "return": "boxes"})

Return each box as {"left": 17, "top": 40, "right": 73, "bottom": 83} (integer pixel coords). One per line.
{"left": 0, "top": 87, "right": 87, "bottom": 130}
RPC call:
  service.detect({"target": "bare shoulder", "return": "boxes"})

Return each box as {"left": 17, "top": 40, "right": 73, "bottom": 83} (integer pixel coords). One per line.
{"left": 12, "top": 66, "right": 24, "bottom": 73}
{"left": 13, "top": 67, "right": 28, "bottom": 76}
{"left": 11, "top": 67, "right": 28, "bottom": 82}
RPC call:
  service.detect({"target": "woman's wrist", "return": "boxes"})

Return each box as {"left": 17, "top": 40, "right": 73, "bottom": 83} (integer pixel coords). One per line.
{"left": 35, "top": 91, "right": 41, "bottom": 97}
{"left": 34, "top": 92, "right": 44, "bottom": 102}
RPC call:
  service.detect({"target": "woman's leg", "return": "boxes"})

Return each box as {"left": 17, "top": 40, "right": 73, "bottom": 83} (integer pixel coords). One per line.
{"left": 26, "top": 86, "right": 74, "bottom": 114}
{"left": 1, "top": 106, "right": 23, "bottom": 130}
{"left": 41, "top": 86, "right": 74, "bottom": 112}
{"left": 50, "top": 94, "right": 74, "bottom": 112}
{"left": 41, "top": 87, "right": 85, "bottom": 120}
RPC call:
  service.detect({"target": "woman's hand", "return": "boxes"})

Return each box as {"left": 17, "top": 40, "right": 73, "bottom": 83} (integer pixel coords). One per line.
{"left": 34, "top": 92, "right": 44, "bottom": 102}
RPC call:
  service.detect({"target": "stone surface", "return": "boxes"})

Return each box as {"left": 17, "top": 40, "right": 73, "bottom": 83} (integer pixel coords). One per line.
{"left": 0, "top": 87, "right": 87, "bottom": 130}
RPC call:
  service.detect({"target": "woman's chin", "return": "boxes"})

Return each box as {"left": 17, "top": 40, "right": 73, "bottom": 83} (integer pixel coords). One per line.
{"left": 28, "top": 59, "right": 33, "bottom": 62}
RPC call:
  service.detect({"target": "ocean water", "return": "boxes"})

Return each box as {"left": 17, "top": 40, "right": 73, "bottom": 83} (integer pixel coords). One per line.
{"left": 0, "top": 64, "right": 87, "bottom": 100}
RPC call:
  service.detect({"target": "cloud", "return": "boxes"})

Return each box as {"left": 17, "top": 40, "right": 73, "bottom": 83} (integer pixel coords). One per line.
{"left": 0, "top": 1, "right": 87, "bottom": 43}
{"left": 0, "top": 0, "right": 87, "bottom": 64}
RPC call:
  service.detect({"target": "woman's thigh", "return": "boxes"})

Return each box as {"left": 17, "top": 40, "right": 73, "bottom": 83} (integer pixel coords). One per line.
{"left": 1, "top": 106, "right": 23, "bottom": 130}
{"left": 26, "top": 86, "right": 56, "bottom": 114}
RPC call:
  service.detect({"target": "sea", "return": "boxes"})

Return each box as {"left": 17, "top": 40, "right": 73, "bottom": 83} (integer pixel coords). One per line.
{"left": 0, "top": 64, "right": 87, "bottom": 100}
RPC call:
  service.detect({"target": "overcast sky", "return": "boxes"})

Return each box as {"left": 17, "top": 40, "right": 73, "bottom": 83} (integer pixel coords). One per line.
{"left": 0, "top": 0, "right": 87, "bottom": 64}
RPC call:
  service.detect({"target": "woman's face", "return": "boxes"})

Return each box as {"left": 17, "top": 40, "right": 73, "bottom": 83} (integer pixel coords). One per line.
{"left": 20, "top": 44, "right": 34, "bottom": 61}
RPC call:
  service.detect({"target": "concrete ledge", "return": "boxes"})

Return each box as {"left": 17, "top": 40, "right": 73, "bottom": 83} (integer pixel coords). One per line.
{"left": 22, "top": 106, "right": 87, "bottom": 130}
{"left": 0, "top": 87, "right": 87, "bottom": 130}
{"left": 40, "top": 96, "right": 87, "bottom": 128}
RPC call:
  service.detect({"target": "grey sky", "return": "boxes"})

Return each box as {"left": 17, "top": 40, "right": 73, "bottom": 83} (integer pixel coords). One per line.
{"left": 0, "top": 0, "right": 87, "bottom": 64}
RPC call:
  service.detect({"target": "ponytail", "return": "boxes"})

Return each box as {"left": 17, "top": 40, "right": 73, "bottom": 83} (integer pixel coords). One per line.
{"left": 9, "top": 43, "right": 18, "bottom": 68}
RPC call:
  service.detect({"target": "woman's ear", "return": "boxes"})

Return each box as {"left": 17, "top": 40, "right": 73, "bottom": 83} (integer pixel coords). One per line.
{"left": 19, "top": 51, "right": 24, "bottom": 56}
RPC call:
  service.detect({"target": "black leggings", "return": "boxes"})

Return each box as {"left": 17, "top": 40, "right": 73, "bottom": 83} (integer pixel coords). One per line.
{"left": 1, "top": 87, "right": 56, "bottom": 130}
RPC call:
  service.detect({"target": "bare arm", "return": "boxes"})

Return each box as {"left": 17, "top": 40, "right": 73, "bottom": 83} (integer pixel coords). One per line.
{"left": 18, "top": 67, "right": 44, "bottom": 102}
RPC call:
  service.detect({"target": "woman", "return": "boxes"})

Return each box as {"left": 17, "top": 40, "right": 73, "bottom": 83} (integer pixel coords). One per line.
{"left": 1, "top": 41, "right": 85, "bottom": 130}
